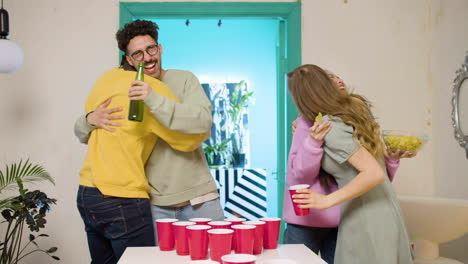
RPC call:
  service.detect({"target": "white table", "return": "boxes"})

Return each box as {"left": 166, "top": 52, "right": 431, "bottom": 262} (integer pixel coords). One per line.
{"left": 118, "top": 244, "right": 327, "bottom": 264}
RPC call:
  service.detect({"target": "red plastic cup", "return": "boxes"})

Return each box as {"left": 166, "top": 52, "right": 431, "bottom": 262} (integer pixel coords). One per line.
{"left": 208, "top": 221, "right": 232, "bottom": 229}
{"left": 188, "top": 261, "right": 220, "bottom": 264}
{"left": 242, "top": 221, "right": 265, "bottom": 255}
{"left": 187, "top": 225, "right": 211, "bottom": 260}
{"left": 208, "top": 228, "right": 234, "bottom": 263}
{"left": 225, "top": 218, "right": 246, "bottom": 251}
{"left": 288, "top": 184, "right": 311, "bottom": 216}
{"left": 224, "top": 218, "right": 246, "bottom": 225}
{"left": 231, "top": 224, "right": 256, "bottom": 254}
{"left": 221, "top": 254, "right": 256, "bottom": 264}
{"left": 259, "top": 217, "right": 281, "bottom": 249}
{"left": 262, "top": 260, "right": 297, "bottom": 264}
{"left": 172, "top": 221, "right": 196, "bottom": 255}
{"left": 155, "top": 218, "right": 178, "bottom": 251}
{"left": 189, "top": 218, "right": 212, "bottom": 225}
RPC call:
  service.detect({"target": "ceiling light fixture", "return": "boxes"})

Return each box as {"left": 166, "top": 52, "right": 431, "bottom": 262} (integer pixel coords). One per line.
{"left": 0, "top": 0, "right": 23, "bottom": 73}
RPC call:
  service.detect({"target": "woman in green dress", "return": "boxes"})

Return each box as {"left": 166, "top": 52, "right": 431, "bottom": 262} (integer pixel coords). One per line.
{"left": 288, "top": 64, "right": 412, "bottom": 264}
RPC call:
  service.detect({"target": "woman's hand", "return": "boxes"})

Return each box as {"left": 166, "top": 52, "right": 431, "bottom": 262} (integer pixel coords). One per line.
{"left": 385, "top": 146, "right": 417, "bottom": 160}
{"left": 292, "top": 189, "right": 332, "bottom": 210}
{"left": 292, "top": 119, "right": 298, "bottom": 134}
{"left": 309, "top": 121, "right": 331, "bottom": 141}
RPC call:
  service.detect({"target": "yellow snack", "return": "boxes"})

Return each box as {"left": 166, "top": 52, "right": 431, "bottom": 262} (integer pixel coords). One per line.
{"left": 315, "top": 112, "right": 323, "bottom": 123}
{"left": 384, "top": 135, "right": 424, "bottom": 152}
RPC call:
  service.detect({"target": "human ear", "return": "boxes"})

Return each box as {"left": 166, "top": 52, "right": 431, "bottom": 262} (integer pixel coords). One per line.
{"left": 125, "top": 55, "right": 134, "bottom": 67}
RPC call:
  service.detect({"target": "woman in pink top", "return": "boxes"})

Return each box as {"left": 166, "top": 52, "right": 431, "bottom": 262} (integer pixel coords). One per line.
{"left": 282, "top": 71, "right": 414, "bottom": 264}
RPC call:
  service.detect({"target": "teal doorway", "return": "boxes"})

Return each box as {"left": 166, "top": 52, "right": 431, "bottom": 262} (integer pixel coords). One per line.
{"left": 120, "top": 1, "right": 301, "bottom": 230}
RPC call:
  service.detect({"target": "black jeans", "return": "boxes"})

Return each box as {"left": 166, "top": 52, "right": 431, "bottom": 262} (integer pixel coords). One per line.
{"left": 283, "top": 223, "right": 338, "bottom": 264}
{"left": 77, "top": 186, "right": 155, "bottom": 264}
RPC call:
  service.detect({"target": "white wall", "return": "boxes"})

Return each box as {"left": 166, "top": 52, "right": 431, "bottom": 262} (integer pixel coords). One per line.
{"left": 430, "top": 0, "right": 468, "bottom": 260}
{"left": 1, "top": 1, "right": 120, "bottom": 263}
{"left": 303, "top": 0, "right": 437, "bottom": 196}
{"left": 0, "top": 0, "right": 467, "bottom": 263}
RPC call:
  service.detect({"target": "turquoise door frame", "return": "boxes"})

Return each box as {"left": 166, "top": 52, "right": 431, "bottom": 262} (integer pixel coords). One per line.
{"left": 120, "top": 1, "right": 301, "bottom": 225}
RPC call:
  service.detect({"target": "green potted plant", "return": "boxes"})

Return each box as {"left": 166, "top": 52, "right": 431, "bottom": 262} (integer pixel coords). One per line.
{"left": 202, "top": 137, "right": 232, "bottom": 167}
{"left": 226, "top": 80, "right": 254, "bottom": 167}
{"left": 0, "top": 159, "right": 59, "bottom": 263}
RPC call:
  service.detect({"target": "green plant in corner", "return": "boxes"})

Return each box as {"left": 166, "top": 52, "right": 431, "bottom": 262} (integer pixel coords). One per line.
{"left": 202, "top": 137, "right": 233, "bottom": 166}
{"left": 226, "top": 80, "right": 254, "bottom": 166}
{"left": 0, "top": 159, "right": 59, "bottom": 263}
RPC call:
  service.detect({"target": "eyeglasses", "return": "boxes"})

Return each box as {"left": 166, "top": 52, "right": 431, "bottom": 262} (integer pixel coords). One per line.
{"left": 128, "top": 44, "right": 159, "bottom": 61}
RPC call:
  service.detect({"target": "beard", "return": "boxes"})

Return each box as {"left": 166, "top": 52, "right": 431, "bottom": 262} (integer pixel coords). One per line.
{"left": 145, "top": 58, "right": 163, "bottom": 80}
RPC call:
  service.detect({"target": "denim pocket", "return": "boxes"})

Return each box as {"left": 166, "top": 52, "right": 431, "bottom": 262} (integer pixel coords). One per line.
{"left": 133, "top": 199, "right": 152, "bottom": 222}
{"left": 89, "top": 202, "right": 127, "bottom": 239}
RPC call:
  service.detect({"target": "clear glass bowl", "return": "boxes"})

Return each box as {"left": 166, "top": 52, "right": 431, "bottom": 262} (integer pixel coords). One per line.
{"left": 382, "top": 130, "right": 429, "bottom": 154}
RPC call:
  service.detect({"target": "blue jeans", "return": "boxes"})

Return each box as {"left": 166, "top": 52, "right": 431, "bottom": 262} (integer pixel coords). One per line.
{"left": 77, "top": 186, "right": 155, "bottom": 264}
{"left": 151, "top": 198, "right": 224, "bottom": 245}
{"left": 283, "top": 223, "right": 338, "bottom": 264}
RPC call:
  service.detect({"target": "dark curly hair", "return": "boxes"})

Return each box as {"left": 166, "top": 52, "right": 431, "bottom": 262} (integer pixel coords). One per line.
{"left": 116, "top": 20, "right": 159, "bottom": 70}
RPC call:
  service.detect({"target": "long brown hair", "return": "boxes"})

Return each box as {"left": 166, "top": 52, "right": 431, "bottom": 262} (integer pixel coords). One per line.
{"left": 288, "top": 64, "right": 385, "bottom": 186}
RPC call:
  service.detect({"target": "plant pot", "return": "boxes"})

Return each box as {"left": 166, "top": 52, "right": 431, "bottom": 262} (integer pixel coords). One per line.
{"left": 206, "top": 154, "right": 224, "bottom": 166}
{"left": 232, "top": 153, "right": 246, "bottom": 168}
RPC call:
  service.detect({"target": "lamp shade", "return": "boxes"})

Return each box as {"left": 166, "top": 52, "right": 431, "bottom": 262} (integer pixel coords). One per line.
{"left": 0, "top": 39, "right": 23, "bottom": 73}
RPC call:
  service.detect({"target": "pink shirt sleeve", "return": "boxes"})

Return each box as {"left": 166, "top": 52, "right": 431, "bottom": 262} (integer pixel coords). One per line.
{"left": 287, "top": 116, "right": 324, "bottom": 187}
{"left": 283, "top": 116, "right": 341, "bottom": 228}
{"left": 384, "top": 156, "right": 400, "bottom": 182}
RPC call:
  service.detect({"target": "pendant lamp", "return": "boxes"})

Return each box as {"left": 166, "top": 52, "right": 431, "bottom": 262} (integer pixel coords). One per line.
{"left": 0, "top": 0, "right": 23, "bottom": 73}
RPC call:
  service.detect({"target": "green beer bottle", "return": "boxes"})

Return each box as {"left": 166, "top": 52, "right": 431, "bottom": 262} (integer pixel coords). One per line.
{"left": 128, "top": 62, "right": 145, "bottom": 122}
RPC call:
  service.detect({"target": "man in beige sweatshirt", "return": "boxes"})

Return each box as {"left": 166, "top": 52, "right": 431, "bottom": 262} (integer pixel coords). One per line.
{"left": 74, "top": 20, "right": 224, "bottom": 238}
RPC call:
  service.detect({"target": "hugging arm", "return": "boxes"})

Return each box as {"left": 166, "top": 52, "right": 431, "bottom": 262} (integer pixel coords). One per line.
{"left": 73, "top": 99, "right": 124, "bottom": 144}
{"left": 287, "top": 117, "right": 331, "bottom": 186}
{"left": 294, "top": 147, "right": 385, "bottom": 210}
{"left": 293, "top": 119, "right": 385, "bottom": 209}
{"left": 144, "top": 72, "right": 212, "bottom": 134}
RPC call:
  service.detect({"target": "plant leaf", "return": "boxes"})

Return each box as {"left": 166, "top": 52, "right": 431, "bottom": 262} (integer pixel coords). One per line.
{"left": 0, "top": 159, "right": 54, "bottom": 194}
{"left": 46, "top": 247, "right": 58, "bottom": 253}
{"left": 1, "top": 208, "right": 13, "bottom": 221}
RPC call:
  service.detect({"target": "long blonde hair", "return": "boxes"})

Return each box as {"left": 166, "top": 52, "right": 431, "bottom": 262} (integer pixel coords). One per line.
{"left": 288, "top": 64, "right": 385, "bottom": 161}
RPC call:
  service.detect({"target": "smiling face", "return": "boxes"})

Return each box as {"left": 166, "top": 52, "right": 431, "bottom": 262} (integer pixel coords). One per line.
{"left": 326, "top": 70, "right": 347, "bottom": 91}
{"left": 125, "top": 35, "right": 164, "bottom": 80}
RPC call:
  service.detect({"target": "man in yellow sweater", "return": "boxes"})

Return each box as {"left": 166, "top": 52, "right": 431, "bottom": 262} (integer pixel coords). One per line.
{"left": 76, "top": 64, "right": 208, "bottom": 262}
{"left": 75, "top": 20, "right": 225, "bottom": 262}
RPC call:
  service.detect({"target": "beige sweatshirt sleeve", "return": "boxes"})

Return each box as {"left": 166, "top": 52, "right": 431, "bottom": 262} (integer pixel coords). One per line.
{"left": 74, "top": 113, "right": 94, "bottom": 144}
{"left": 143, "top": 72, "right": 212, "bottom": 134}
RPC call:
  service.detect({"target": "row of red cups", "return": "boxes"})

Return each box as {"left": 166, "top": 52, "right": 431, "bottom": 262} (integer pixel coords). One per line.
{"left": 188, "top": 256, "right": 298, "bottom": 264}
{"left": 188, "top": 254, "right": 257, "bottom": 264}
{"left": 155, "top": 217, "right": 281, "bottom": 263}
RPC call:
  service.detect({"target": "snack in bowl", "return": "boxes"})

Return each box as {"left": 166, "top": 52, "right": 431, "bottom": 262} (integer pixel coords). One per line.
{"left": 382, "top": 130, "right": 428, "bottom": 153}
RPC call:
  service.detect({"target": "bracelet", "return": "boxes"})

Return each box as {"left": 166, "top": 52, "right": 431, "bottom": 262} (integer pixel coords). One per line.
{"left": 85, "top": 111, "right": 96, "bottom": 127}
